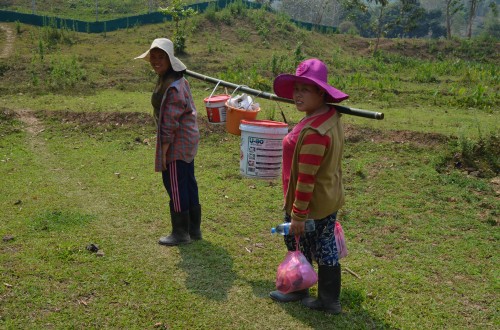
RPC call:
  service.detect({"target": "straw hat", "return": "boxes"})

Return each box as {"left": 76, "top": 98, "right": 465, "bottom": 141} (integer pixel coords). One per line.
{"left": 134, "top": 38, "right": 187, "bottom": 72}
{"left": 273, "top": 58, "right": 348, "bottom": 103}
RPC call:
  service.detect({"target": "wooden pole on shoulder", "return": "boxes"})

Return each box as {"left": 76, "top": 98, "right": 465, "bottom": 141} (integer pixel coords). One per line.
{"left": 185, "top": 70, "right": 384, "bottom": 120}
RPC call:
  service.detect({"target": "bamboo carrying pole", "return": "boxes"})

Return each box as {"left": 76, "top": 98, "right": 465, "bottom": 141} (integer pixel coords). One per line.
{"left": 185, "top": 70, "right": 384, "bottom": 120}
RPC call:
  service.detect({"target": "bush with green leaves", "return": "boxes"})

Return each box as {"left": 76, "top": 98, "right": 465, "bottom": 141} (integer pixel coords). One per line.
{"left": 48, "top": 55, "right": 87, "bottom": 90}
{"left": 437, "top": 133, "right": 499, "bottom": 178}
{"left": 159, "top": 0, "right": 197, "bottom": 54}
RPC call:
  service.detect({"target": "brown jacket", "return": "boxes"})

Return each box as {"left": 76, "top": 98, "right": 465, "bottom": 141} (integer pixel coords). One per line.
{"left": 284, "top": 108, "right": 345, "bottom": 221}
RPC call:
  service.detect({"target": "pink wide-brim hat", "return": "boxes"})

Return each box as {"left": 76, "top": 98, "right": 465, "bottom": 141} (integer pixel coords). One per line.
{"left": 273, "top": 58, "right": 348, "bottom": 103}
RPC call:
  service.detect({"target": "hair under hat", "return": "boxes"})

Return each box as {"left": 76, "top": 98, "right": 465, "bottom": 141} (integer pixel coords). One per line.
{"left": 134, "top": 38, "right": 187, "bottom": 72}
{"left": 273, "top": 58, "right": 348, "bottom": 103}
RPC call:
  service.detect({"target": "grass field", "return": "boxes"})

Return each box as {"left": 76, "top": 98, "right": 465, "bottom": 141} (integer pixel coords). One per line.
{"left": 0, "top": 0, "right": 202, "bottom": 21}
{"left": 0, "top": 4, "right": 499, "bottom": 329}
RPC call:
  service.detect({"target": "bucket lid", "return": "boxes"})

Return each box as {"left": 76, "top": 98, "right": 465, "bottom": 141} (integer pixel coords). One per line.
{"left": 204, "top": 94, "right": 231, "bottom": 103}
{"left": 240, "top": 120, "right": 288, "bottom": 135}
{"left": 240, "top": 120, "right": 288, "bottom": 128}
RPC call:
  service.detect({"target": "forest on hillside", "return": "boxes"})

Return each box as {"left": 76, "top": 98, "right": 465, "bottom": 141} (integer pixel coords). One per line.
{"left": 1, "top": 0, "right": 499, "bottom": 40}
{"left": 266, "top": 0, "right": 499, "bottom": 39}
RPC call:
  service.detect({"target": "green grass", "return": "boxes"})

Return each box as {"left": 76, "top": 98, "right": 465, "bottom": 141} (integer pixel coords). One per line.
{"left": 1, "top": 111, "right": 498, "bottom": 329}
{"left": 1, "top": 6, "right": 499, "bottom": 329}
{"left": 1, "top": 0, "right": 203, "bottom": 21}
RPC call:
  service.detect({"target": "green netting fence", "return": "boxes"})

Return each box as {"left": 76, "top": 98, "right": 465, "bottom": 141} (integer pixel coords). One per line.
{"left": 0, "top": 0, "right": 335, "bottom": 34}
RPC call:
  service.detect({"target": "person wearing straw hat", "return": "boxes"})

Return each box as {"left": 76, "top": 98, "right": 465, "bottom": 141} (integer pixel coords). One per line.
{"left": 135, "top": 38, "right": 202, "bottom": 246}
{"left": 269, "top": 58, "right": 348, "bottom": 314}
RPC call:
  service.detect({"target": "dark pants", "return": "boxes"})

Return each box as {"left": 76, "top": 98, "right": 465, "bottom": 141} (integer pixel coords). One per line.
{"left": 162, "top": 160, "right": 199, "bottom": 213}
{"left": 283, "top": 213, "right": 339, "bottom": 266}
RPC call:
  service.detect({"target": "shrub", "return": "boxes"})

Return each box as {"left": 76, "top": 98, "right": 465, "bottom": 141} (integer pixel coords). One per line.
{"left": 338, "top": 21, "right": 359, "bottom": 35}
{"left": 438, "top": 133, "right": 500, "bottom": 178}
{"left": 204, "top": 3, "right": 218, "bottom": 22}
{"left": 15, "top": 20, "right": 22, "bottom": 34}
{"left": 227, "top": 0, "right": 247, "bottom": 16}
{"left": 49, "top": 55, "right": 87, "bottom": 89}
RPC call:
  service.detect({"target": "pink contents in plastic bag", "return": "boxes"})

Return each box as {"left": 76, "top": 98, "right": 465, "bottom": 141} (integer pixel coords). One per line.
{"left": 334, "top": 221, "right": 348, "bottom": 259}
{"left": 276, "top": 236, "right": 318, "bottom": 294}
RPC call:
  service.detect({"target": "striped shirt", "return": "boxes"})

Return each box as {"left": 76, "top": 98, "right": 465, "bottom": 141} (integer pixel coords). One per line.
{"left": 283, "top": 108, "right": 345, "bottom": 222}
{"left": 154, "top": 77, "right": 199, "bottom": 172}
{"left": 282, "top": 115, "right": 318, "bottom": 197}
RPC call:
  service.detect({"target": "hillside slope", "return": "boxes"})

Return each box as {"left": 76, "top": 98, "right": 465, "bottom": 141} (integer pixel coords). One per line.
{"left": 0, "top": 7, "right": 498, "bottom": 133}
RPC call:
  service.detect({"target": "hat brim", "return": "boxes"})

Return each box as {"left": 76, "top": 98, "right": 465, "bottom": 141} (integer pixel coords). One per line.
{"left": 134, "top": 48, "right": 187, "bottom": 72}
{"left": 273, "top": 74, "right": 348, "bottom": 103}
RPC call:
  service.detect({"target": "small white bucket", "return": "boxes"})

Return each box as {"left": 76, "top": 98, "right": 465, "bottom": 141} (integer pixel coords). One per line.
{"left": 204, "top": 94, "right": 230, "bottom": 124}
{"left": 239, "top": 120, "right": 288, "bottom": 179}
{"left": 204, "top": 82, "right": 230, "bottom": 124}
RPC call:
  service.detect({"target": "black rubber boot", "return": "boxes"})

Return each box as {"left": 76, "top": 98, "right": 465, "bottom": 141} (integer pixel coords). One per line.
{"left": 302, "top": 264, "right": 342, "bottom": 314}
{"left": 269, "top": 289, "right": 309, "bottom": 303}
{"left": 189, "top": 204, "right": 202, "bottom": 240}
{"left": 158, "top": 209, "right": 191, "bottom": 246}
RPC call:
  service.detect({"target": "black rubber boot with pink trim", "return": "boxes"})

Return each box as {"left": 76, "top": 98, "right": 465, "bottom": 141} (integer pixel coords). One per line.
{"left": 159, "top": 210, "right": 191, "bottom": 246}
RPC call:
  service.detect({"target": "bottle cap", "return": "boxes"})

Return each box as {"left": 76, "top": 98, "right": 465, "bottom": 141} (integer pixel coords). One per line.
{"left": 271, "top": 228, "right": 276, "bottom": 234}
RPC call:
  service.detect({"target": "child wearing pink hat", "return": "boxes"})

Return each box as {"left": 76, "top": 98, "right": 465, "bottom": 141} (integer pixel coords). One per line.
{"left": 135, "top": 38, "right": 202, "bottom": 246}
{"left": 269, "top": 58, "right": 348, "bottom": 314}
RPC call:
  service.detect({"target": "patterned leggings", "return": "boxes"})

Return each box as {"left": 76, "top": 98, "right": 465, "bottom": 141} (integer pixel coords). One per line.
{"left": 283, "top": 212, "right": 339, "bottom": 266}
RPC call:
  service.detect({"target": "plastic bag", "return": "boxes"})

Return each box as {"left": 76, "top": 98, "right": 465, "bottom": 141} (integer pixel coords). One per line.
{"left": 334, "top": 221, "right": 348, "bottom": 259}
{"left": 227, "top": 93, "right": 260, "bottom": 111}
{"left": 275, "top": 236, "right": 318, "bottom": 294}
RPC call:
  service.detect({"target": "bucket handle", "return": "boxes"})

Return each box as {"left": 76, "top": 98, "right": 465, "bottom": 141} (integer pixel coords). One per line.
{"left": 206, "top": 81, "right": 222, "bottom": 106}
{"left": 230, "top": 85, "right": 246, "bottom": 97}
{"left": 275, "top": 100, "right": 288, "bottom": 124}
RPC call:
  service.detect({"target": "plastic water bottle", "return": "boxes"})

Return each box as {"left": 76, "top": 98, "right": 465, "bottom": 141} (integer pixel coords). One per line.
{"left": 271, "top": 220, "right": 316, "bottom": 235}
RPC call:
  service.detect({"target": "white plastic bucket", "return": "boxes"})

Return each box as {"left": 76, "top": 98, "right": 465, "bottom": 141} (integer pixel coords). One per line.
{"left": 239, "top": 120, "right": 288, "bottom": 179}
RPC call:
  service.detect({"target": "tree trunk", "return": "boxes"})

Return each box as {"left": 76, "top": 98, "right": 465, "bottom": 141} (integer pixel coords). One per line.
{"left": 467, "top": 0, "right": 479, "bottom": 39}
{"left": 373, "top": 6, "right": 385, "bottom": 56}
{"left": 446, "top": 0, "right": 452, "bottom": 39}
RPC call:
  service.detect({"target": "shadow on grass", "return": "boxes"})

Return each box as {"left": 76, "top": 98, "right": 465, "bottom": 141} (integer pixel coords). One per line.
{"left": 177, "top": 239, "right": 236, "bottom": 301}
{"left": 247, "top": 279, "right": 400, "bottom": 330}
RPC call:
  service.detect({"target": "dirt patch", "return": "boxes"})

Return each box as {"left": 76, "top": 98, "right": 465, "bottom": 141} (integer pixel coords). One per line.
{"left": 23, "top": 109, "right": 230, "bottom": 139}
{"left": 19, "top": 109, "right": 451, "bottom": 148}
{"left": 0, "top": 24, "right": 15, "bottom": 59}
{"left": 344, "top": 124, "right": 450, "bottom": 148}
{"left": 16, "top": 109, "right": 44, "bottom": 135}
{"left": 10, "top": 108, "right": 498, "bottom": 179}
{"left": 36, "top": 110, "right": 155, "bottom": 127}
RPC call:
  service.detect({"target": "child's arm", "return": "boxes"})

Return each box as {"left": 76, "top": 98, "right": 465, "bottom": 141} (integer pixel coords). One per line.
{"left": 159, "top": 86, "right": 184, "bottom": 141}
{"left": 291, "top": 131, "right": 330, "bottom": 222}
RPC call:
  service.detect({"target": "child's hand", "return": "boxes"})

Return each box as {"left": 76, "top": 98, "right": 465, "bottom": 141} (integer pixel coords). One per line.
{"left": 290, "top": 219, "right": 305, "bottom": 236}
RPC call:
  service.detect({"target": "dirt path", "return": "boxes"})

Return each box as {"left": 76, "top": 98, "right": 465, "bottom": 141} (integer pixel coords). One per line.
{"left": 16, "top": 109, "right": 45, "bottom": 139}
{"left": 0, "top": 23, "right": 15, "bottom": 59}
{"left": 15, "top": 109, "right": 111, "bottom": 214}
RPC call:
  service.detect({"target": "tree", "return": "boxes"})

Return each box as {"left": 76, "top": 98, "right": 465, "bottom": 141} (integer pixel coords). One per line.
{"left": 422, "top": 9, "right": 447, "bottom": 38}
{"left": 481, "top": 1, "right": 500, "bottom": 38}
{"left": 372, "top": 4, "right": 387, "bottom": 54}
{"left": 341, "top": 0, "right": 389, "bottom": 10}
{"left": 310, "top": 0, "right": 344, "bottom": 26}
{"left": 279, "top": 0, "right": 344, "bottom": 27}
{"left": 159, "top": 0, "right": 197, "bottom": 54}
{"left": 396, "top": 0, "right": 427, "bottom": 37}
{"left": 444, "top": 0, "right": 464, "bottom": 39}
{"left": 341, "top": 0, "right": 390, "bottom": 55}
{"left": 466, "top": 0, "right": 485, "bottom": 38}
{"left": 382, "top": 2, "right": 445, "bottom": 38}
{"left": 339, "top": 4, "right": 372, "bottom": 36}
